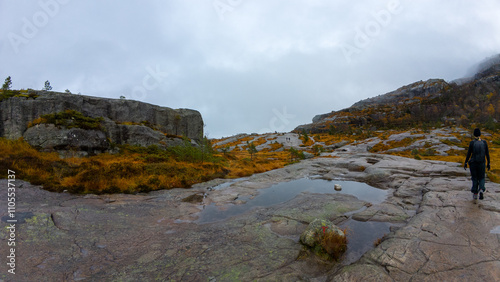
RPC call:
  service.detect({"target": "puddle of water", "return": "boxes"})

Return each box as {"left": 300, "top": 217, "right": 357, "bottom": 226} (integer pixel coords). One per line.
{"left": 209, "top": 177, "right": 249, "bottom": 191}
{"left": 195, "top": 177, "right": 394, "bottom": 265}
{"left": 491, "top": 226, "right": 500, "bottom": 234}
{"left": 339, "top": 220, "right": 395, "bottom": 265}
{"left": 197, "top": 178, "right": 388, "bottom": 224}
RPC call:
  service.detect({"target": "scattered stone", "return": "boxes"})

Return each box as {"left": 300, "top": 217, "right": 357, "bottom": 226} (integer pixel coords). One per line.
{"left": 181, "top": 193, "right": 205, "bottom": 203}
{"left": 303, "top": 151, "right": 315, "bottom": 159}
{"left": 334, "top": 184, "right": 342, "bottom": 191}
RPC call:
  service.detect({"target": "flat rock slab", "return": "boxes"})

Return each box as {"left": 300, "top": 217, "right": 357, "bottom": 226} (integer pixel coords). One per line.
{"left": 337, "top": 190, "right": 500, "bottom": 281}
{"left": 1, "top": 153, "right": 499, "bottom": 281}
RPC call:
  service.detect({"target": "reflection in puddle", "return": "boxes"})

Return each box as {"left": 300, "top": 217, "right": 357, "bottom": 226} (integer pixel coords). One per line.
{"left": 339, "top": 220, "right": 395, "bottom": 265}
{"left": 198, "top": 178, "right": 388, "bottom": 224}
{"left": 196, "top": 177, "right": 394, "bottom": 265}
{"left": 491, "top": 226, "right": 500, "bottom": 234}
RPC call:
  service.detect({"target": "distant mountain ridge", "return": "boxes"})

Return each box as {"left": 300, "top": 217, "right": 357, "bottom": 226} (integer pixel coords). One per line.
{"left": 296, "top": 54, "right": 500, "bottom": 134}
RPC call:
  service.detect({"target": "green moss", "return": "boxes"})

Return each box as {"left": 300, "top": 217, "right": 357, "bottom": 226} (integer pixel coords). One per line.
{"left": 22, "top": 213, "right": 66, "bottom": 243}
{"left": 34, "top": 109, "right": 104, "bottom": 130}
{"left": 213, "top": 266, "right": 249, "bottom": 281}
{"left": 0, "top": 89, "right": 39, "bottom": 102}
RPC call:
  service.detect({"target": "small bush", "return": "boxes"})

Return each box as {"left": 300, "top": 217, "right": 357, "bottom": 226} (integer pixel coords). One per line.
{"left": 312, "top": 145, "right": 324, "bottom": 155}
{"left": 421, "top": 148, "right": 437, "bottom": 156}
{"left": 315, "top": 228, "right": 348, "bottom": 261}
{"left": 289, "top": 147, "right": 305, "bottom": 162}
{"left": 29, "top": 110, "right": 104, "bottom": 130}
{"left": 373, "top": 234, "right": 388, "bottom": 247}
{"left": 136, "top": 184, "right": 153, "bottom": 193}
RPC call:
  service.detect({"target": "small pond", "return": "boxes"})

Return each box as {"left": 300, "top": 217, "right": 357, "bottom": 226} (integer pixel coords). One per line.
{"left": 339, "top": 219, "right": 394, "bottom": 265}
{"left": 196, "top": 177, "right": 395, "bottom": 264}
{"left": 197, "top": 177, "right": 388, "bottom": 224}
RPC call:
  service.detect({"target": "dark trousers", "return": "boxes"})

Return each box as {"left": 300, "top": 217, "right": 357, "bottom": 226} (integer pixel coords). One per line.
{"left": 469, "top": 162, "right": 486, "bottom": 194}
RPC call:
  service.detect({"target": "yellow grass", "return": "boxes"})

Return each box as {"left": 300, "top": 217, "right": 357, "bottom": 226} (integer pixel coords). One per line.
{"left": 5, "top": 127, "right": 500, "bottom": 195}
{"left": 0, "top": 138, "right": 229, "bottom": 193}
{"left": 213, "top": 136, "right": 254, "bottom": 150}
{"left": 222, "top": 150, "right": 290, "bottom": 178}
{"left": 0, "top": 136, "right": 297, "bottom": 194}
{"left": 261, "top": 142, "right": 284, "bottom": 152}
{"left": 312, "top": 134, "right": 340, "bottom": 145}
{"left": 253, "top": 137, "right": 267, "bottom": 146}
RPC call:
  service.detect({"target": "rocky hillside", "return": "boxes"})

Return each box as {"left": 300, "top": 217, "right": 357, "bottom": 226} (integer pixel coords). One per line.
{"left": 351, "top": 79, "right": 449, "bottom": 109}
{"left": 0, "top": 91, "right": 203, "bottom": 155}
{"left": 296, "top": 55, "right": 500, "bottom": 134}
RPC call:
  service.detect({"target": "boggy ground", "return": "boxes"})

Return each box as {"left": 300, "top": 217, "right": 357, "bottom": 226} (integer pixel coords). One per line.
{"left": 1, "top": 152, "right": 500, "bottom": 281}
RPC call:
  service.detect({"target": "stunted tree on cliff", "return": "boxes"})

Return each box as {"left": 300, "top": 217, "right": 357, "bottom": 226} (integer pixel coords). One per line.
{"left": 2, "top": 76, "right": 12, "bottom": 91}
{"left": 43, "top": 80, "right": 52, "bottom": 91}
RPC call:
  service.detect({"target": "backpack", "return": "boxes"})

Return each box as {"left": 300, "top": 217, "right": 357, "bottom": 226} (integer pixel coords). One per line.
{"left": 471, "top": 139, "right": 486, "bottom": 163}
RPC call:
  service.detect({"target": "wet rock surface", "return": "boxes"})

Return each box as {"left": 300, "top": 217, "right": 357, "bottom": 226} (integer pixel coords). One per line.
{"left": 1, "top": 153, "right": 500, "bottom": 281}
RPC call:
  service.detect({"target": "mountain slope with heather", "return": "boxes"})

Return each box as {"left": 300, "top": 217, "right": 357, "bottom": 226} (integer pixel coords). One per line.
{"left": 295, "top": 54, "right": 500, "bottom": 134}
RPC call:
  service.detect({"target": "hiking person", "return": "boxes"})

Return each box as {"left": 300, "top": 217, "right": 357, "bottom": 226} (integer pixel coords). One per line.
{"left": 464, "top": 128, "right": 491, "bottom": 200}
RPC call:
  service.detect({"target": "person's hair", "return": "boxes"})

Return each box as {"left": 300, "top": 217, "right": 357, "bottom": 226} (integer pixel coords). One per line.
{"left": 474, "top": 128, "right": 481, "bottom": 137}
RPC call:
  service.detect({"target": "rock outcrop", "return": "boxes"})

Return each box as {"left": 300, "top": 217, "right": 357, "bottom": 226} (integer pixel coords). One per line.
{"left": 0, "top": 92, "right": 203, "bottom": 154}
{"left": 350, "top": 79, "right": 449, "bottom": 110}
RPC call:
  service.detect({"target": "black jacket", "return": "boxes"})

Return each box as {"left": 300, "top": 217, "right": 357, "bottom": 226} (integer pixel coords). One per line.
{"left": 465, "top": 138, "right": 490, "bottom": 165}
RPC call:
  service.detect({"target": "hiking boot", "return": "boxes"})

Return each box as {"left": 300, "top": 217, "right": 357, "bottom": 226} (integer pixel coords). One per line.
{"left": 473, "top": 193, "right": 478, "bottom": 200}
{"left": 479, "top": 192, "right": 484, "bottom": 200}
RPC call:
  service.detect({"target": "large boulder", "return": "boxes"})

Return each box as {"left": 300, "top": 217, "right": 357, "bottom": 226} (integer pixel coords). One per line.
{"left": 300, "top": 218, "right": 347, "bottom": 260}
{"left": 23, "top": 124, "right": 109, "bottom": 154}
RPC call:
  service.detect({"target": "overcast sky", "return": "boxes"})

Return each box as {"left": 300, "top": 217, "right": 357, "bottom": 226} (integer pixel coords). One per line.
{"left": 1, "top": 1, "right": 500, "bottom": 138}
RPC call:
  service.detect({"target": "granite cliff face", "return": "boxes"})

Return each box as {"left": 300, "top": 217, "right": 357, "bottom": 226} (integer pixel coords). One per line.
{"left": 0, "top": 92, "right": 203, "bottom": 154}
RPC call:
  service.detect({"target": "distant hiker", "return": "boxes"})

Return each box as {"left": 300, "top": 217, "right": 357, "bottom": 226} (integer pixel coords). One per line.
{"left": 464, "top": 128, "right": 491, "bottom": 200}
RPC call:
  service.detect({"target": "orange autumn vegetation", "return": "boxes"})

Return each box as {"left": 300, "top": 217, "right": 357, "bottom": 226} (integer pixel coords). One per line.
{"left": 0, "top": 138, "right": 229, "bottom": 194}
{"left": 0, "top": 137, "right": 294, "bottom": 194}
{"left": 4, "top": 126, "right": 500, "bottom": 195}
{"left": 261, "top": 142, "right": 283, "bottom": 152}
{"left": 253, "top": 137, "right": 267, "bottom": 146}
{"left": 314, "top": 228, "right": 348, "bottom": 261}
{"left": 369, "top": 136, "right": 426, "bottom": 153}
{"left": 222, "top": 150, "right": 290, "bottom": 178}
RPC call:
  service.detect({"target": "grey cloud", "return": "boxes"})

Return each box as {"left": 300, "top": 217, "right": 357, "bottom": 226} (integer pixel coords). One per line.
{"left": 1, "top": 1, "right": 500, "bottom": 137}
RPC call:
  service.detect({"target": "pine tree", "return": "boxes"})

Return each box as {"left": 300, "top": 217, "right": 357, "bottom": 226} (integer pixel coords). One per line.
{"left": 2, "top": 76, "right": 12, "bottom": 91}
{"left": 43, "top": 80, "right": 52, "bottom": 91}
{"left": 247, "top": 141, "right": 257, "bottom": 160}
